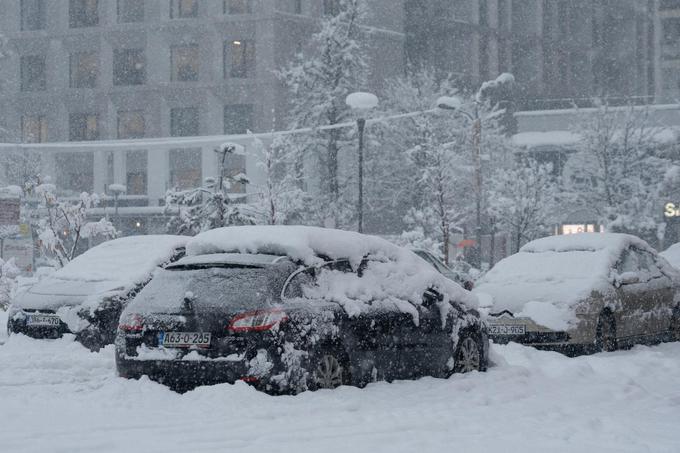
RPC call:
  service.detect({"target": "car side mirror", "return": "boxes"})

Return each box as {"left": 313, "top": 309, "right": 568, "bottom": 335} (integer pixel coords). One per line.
{"left": 614, "top": 272, "right": 640, "bottom": 287}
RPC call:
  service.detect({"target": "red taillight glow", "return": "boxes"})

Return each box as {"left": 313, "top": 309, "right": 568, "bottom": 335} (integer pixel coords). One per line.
{"left": 228, "top": 309, "right": 288, "bottom": 332}
{"left": 119, "top": 313, "right": 144, "bottom": 332}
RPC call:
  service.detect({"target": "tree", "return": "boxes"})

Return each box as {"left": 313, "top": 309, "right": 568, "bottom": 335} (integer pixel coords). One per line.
{"left": 567, "top": 102, "right": 668, "bottom": 244}
{"left": 28, "top": 182, "right": 116, "bottom": 268}
{"left": 488, "top": 157, "right": 559, "bottom": 253}
{"left": 0, "top": 257, "right": 19, "bottom": 310}
{"left": 278, "top": 0, "right": 369, "bottom": 227}
{"left": 165, "top": 144, "right": 254, "bottom": 235}
{"left": 249, "top": 134, "right": 309, "bottom": 225}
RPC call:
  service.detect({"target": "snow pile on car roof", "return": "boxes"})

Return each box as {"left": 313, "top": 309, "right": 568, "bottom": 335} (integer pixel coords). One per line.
{"left": 187, "top": 226, "right": 478, "bottom": 313}
{"left": 519, "top": 232, "right": 652, "bottom": 254}
{"left": 475, "top": 233, "right": 652, "bottom": 327}
{"left": 55, "top": 235, "right": 187, "bottom": 287}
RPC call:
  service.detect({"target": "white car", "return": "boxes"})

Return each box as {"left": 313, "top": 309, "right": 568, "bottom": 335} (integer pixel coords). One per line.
{"left": 474, "top": 233, "right": 680, "bottom": 356}
{"left": 8, "top": 235, "right": 187, "bottom": 350}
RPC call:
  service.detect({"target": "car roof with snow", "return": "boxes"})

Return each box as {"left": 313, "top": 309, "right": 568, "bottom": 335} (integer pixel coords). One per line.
{"left": 185, "top": 226, "right": 478, "bottom": 309}
{"left": 474, "top": 233, "right": 662, "bottom": 313}
{"left": 168, "top": 252, "right": 286, "bottom": 268}
{"left": 51, "top": 235, "right": 188, "bottom": 285}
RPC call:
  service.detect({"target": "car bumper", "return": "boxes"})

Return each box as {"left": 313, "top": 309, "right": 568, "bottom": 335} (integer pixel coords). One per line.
{"left": 7, "top": 310, "right": 71, "bottom": 339}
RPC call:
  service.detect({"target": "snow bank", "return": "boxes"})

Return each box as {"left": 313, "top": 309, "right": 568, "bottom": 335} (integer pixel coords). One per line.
{"left": 187, "top": 226, "right": 478, "bottom": 311}
{"left": 1, "top": 332, "right": 680, "bottom": 453}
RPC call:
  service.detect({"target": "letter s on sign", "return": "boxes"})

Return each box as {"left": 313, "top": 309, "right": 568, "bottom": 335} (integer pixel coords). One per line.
{"left": 665, "top": 203, "right": 676, "bottom": 218}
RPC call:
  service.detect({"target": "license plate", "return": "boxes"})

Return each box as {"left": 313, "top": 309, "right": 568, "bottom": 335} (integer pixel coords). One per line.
{"left": 489, "top": 324, "right": 526, "bottom": 335}
{"left": 159, "top": 332, "right": 211, "bottom": 348}
{"left": 26, "top": 314, "right": 61, "bottom": 327}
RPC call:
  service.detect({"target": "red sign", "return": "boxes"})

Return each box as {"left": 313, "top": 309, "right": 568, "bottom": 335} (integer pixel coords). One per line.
{"left": 457, "top": 239, "right": 477, "bottom": 248}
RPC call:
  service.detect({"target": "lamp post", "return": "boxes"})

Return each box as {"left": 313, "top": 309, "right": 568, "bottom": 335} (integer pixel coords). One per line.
{"left": 346, "top": 92, "right": 378, "bottom": 233}
{"left": 107, "top": 184, "right": 126, "bottom": 233}
{"left": 436, "top": 73, "right": 515, "bottom": 268}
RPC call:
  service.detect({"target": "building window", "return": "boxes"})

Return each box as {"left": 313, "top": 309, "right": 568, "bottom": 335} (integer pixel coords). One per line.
{"left": 225, "top": 0, "right": 251, "bottom": 14}
{"left": 323, "top": 0, "right": 339, "bottom": 15}
{"left": 69, "top": 113, "right": 99, "bottom": 141}
{"left": 295, "top": 0, "right": 302, "bottom": 14}
{"left": 224, "top": 104, "right": 253, "bottom": 134}
{"left": 117, "top": 110, "right": 145, "bottom": 139}
{"left": 70, "top": 0, "right": 99, "bottom": 28}
{"left": 21, "top": 115, "right": 47, "bottom": 143}
{"left": 171, "top": 107, "right": 199, "bottom": 137}
{"left": 170, "top": 0, "right": 198, "bottom": 18}
{"left": 225, "top": 40, "right": 255, "bottom": 78}
{"left": 169, "top": 148, "right": 202, "bottom": 189}
{"left": 113, "top": 48, "right": 146, "bottom": 86}
{"left": 21, "top": 0, "right": 46, "bottom": 31}
{"left": 118, "top": 0, "right": 144, "bottom": 23}
{"left": 55, "top": 152, "right": 94, "bottom": 193}
{"left": 126, "top": 150, "right": 148, "bottom": 195}
{"left": 663, "top": 18, "right": 680, "bottom": 44}
{"left": 20, "top": 55, "right": 46, "bottom": 91}
{"left": 171, "top": 45, "right": 199, "bottom": 82}
{"left": 69, "top": 52, "right": 98, "bottom": 88}
{"left": 661, "top": 0, "right": 680, "bottom": 10}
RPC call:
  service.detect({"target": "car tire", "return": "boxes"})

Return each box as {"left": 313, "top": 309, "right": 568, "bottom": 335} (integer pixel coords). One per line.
{"left": 453, "top": 330, "right": 484, "bottom": 374}
{"left": 595, "top": 311, "right": 617, "bottom": 353}
{"left": 671, "top": 306, "right": 680, "bottom": 343}
{"left": 308, "top": 345, "right": 351, "bottom": 391}
{"left": 76, "top": 327, "right": 104, "bottom": 352}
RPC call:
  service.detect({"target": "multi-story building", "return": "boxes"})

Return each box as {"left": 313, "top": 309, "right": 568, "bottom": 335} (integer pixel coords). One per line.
{"left": 406, "top": 0, "right": 657, "bottom": 110}
{"left": 657, "top": 0, "right": 680, "bottom": 101}
{"left": 0, "top": 0, "right": 405, "bottom": 233}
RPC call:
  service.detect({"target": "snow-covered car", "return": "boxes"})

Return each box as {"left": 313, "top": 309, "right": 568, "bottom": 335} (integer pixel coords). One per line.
{"left": 8, "top": 235, "right": 187, "bottom": 350}
{"left": 661, "top": 243, "right": 680, "bottom": 270}
{"left": 115, "top": 226, "right": 487, "bottom": 393}
{"left": 411, "top": 249, "right": 475, "bottom": 290}
{"left": 474, "top": 233, "right": 680, "bottom": 356}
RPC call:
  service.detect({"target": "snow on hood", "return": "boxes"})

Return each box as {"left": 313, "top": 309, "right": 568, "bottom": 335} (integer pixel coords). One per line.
{"left": 186, "top": 226, "right": 479, "bottom": 313}
{"left": 15, "top": 235, "right": 188, "bottom": 312}
{"left": 474, "top": 233, "right": 652, "bottom": 329}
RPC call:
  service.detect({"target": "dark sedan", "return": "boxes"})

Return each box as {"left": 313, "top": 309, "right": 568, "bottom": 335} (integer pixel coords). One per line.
{"left": 116, "top": 227, "right": 487, "bottom": 394}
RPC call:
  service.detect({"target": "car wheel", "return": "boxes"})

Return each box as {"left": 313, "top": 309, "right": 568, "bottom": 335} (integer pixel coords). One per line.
{"left": 310, "top": 347, "right": 350, "bottom": 390}
{"left": 595, "top": 311, "right": 617, "bottom": 352}
{"left": 76, "top": 327, "right": 104, "bottom": 352}
{"left": 453, "top": 331, "right": 482, "bottom": 374}
{"left": 671, "top": 306, "right": 680, "bottom": 342}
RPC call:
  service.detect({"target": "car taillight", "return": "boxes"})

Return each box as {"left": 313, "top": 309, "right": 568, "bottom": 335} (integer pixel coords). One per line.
{"left": 228, "top": 309, "right": 288, "bottom": 332}
{"left": 119, "top": 313, "right": 144, "bottom": 332}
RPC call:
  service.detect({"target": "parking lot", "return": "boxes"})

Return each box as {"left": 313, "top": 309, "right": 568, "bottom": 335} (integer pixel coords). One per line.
{"left": 1, "top": 312, "right": 679, "bottom": 453}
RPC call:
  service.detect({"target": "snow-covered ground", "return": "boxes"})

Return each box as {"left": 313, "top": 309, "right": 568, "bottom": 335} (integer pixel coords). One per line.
{"left": 1, "top": 309, "right": 679, "bottom": 453}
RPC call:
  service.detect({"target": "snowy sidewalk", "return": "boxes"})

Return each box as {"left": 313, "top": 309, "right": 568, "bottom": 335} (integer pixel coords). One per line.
{"left": 0, "top": 310, "right": 679, "bottom": 453}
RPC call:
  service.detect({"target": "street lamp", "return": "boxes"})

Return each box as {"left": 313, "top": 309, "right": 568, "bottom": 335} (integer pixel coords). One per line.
{"left": 346, "top": 91, "right": 378, "bottom": 233}
{"left": 436, "top": 73, "right": 515, "bottom": 268}
{"left": 214, "top": 142, "right": 245, "bottom": 193}
{"left": 107, "top": 183, "right": 126, "bottom": 233}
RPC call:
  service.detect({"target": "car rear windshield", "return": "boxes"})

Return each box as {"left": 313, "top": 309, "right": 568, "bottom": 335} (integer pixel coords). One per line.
{"left": 131, "top": 264, "right": 289, "bottom": 313}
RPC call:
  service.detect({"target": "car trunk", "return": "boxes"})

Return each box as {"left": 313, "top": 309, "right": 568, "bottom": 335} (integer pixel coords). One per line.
{"left": 121, "top": 265, "right": 287, "bottom": 358}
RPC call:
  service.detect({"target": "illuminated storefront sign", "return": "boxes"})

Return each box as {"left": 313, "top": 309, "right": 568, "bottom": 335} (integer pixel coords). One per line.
{"left": 664, "top": 203, "right": 680, "bottom": 218}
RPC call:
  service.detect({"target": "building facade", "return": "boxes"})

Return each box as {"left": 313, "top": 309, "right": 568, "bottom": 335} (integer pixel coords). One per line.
{"left": 406, "top": 0, "right": 658, "bottom": 110}
{"left": 657, "top": 0, "right": 680, "bottom": 101}
{"left": 0, "top": 0, "right": 405, "bottom": 233}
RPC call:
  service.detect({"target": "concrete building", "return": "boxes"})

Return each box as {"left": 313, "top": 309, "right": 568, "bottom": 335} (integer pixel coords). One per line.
{"left": 0, "top": 0, "right": 405, "bottom": 234}
{"left": 657, "top": 0, "right": 680, "bottom": 101}
{"left": 406, "top": 0, "right": 657, "bottom": 110}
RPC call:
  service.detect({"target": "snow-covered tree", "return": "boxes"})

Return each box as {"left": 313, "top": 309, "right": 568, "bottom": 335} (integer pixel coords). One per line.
{"left": 567, "top": 102, "right": 668, "bottom": 243}
{"left": 0, "top": 257, "right": 19, "bottom": 310}
{"left": 277, "top": 0, "right": 369, "bottom": 227}
{"left": 488, "top": 157, "right": 559, "bottom": 253}
{"left": 165, "top": 145, "right": 254, "bottom": 235}
{"left": 249, "top": 134, "right": 309, "bottom": 225}
{"left": 28, "top": 182, "right": 116, "bottom": 268}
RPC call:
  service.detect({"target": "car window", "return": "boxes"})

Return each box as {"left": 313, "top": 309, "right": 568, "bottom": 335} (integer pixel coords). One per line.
{"left": 282, "top": 268, "right": 315, "bottom": 299}
{"left": 640, "top": 251, "right": 663, "bottom": 279}
{"left": 616, "top": 249, "right": 639, "bottom": 274}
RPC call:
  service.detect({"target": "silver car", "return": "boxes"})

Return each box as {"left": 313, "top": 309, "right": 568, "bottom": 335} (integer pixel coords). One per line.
{"left": 475, "top": 233, "right": 680, "bottom": 355}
